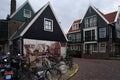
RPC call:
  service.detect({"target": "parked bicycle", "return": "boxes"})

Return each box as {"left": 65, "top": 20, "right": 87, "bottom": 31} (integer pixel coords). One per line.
{"left": 41, "top": 56, "right": 62, "bottom": 80}
{"left": 65, "top": 54, "right": 73, "bottom": 70}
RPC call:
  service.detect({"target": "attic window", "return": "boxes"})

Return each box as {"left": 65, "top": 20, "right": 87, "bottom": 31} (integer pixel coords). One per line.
{"left": 24, "top": 9, "right": 31, "bottom": 18}
{"left": 44, "top": 18, "right": 53, "bottom": 32}
{"left": 72, "top": 23, "right": 79, "bottom": 30}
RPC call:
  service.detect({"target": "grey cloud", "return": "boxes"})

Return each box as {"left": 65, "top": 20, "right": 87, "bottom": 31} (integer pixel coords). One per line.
{"left": 1, "top": 0, "right": 120, "bottom": 33}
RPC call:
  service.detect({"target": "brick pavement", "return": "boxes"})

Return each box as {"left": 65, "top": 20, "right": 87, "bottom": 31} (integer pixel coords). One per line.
{"left": 70, "top": 58, "right": 120, "bottom": 80}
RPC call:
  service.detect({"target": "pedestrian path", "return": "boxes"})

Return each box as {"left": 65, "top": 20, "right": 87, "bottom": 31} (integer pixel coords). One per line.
{"left": 61, "top": 63, "right": 79, "bottom": 80}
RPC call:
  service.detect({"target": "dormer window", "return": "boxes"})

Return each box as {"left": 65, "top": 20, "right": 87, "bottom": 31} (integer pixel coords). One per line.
{"left": 44, "top": 18, "right": 53, "bottom": 32}
{"left": 24, "top": 9, "right": 31, "bottom": 18}
{"left": 72, "top": 23, "right": 79, "bottom": 30}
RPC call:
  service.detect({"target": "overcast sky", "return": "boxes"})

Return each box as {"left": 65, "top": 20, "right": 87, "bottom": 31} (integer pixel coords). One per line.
{"left": 0, "top": 0, "right": 120, "bottom": 33}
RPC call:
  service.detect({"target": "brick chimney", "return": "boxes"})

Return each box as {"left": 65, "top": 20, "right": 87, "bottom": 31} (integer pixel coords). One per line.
{"left": 10, "top": 0, "right": 16, "bottom": 15}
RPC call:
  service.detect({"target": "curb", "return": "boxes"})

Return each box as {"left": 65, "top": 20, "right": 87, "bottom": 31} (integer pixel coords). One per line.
{"left": 64, "top": 64, "right": 79, "bottom": 80}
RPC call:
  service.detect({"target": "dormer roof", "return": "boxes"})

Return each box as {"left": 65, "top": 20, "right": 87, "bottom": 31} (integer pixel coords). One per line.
{"left": 68, "top": 19, "right": 81, "bottom": 33}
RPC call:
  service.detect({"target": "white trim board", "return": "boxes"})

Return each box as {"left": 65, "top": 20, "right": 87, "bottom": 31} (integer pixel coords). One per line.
{"left": 20, "top": 2, "right": 67, "bottom": 42}
{"left": 81, "top": 5, "right": 109, "bottom": 24}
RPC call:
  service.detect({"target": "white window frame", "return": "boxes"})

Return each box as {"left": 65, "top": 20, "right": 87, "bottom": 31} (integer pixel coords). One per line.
{"left": 24, "top": 9, "right": 31, "bottom": 18}
{"left": 44, "top": 18, "right": 53, "bottom": 32}
{"left": 70, "top": 34, "right": 76, "bottom": 42}
{"left": 83, "top": 27, "right": 97, "bottom": 41}
{"left": 93, "top": 16, "right": 97, "bottom": 27}
{"left": 68, "top": 34, "right": 72, "bottom": 41}
{"left": 84, "top": 18, "right": 89, "bottom": 28}
{"left": 84, "top": 15, "right": 97, "bottom": 28}
{"left": 76, "top": 33, "right": 81, "bottom": 42}
{"left": 93, "top": 43, "right": 98, "bottom": 52}
{"left": 72, "top": 23, "right": 79, "bottom": 30}
{"left": 99, "top": 27, "right": 106, "bottom": 38}
{"left": 99, "top": 42, "right": 106, "bottom": 52}
{"left": 90, "top": 18, "right": 93, "bottom": 27}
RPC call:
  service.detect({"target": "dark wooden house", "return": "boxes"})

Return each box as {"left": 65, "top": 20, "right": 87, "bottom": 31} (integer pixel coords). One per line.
{"left": 9, "top": 2, "right": 67, "bottom": 66}
{"left": 0, "top": 0, "right": 35, "bottom": 52}
{"left": 67, "top": 19, "right": 82, "bottom": 57}
{"left": 67, "top": 5, "right": 120, "bottom": 58}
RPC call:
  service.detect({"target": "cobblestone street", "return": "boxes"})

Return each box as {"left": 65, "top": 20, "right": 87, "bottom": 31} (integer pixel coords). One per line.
{"left": 70, "top": 58, "right": 120, "bottom": 80}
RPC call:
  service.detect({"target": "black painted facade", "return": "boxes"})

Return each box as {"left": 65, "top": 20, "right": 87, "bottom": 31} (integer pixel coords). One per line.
{"left": 67, "top": 5, "right": 120, "bottom": 58}
{"left": 81, "top": 6, "right": 109, "bottom": 42}
{"left": 23, "top": 5, "right": 66, "bottom": 42}
{"left": 10, "top": 2, "right": 67, "bottom": 56}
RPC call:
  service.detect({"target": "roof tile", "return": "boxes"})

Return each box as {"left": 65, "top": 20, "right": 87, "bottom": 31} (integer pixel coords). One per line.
{"left": 68, "top": 19, "right": 81, "bottom": 33}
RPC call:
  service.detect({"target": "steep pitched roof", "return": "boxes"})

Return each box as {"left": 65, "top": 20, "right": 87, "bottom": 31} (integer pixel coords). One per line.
{"left": 104, "top": 11, "right": 117, "bottom": 23}
{"left": 10, "top": 0, "right": 35, "bottom": 18}
{"left": 68, "top": 19, "right": 81, "bottom": 33}
{"left": 81, "top": 5, "right": 118, "bottom": 24}
{"left": 94, "top": 6, "right": 117, "bottom": 23}
{"left": 9, "top": 2, "right": 48, "bottom": 40}
{"left": 10, "top": 2, "right": 67, "bottom": 42}
{"left": 81, "top": 5, "right": 109, "bottom": 24}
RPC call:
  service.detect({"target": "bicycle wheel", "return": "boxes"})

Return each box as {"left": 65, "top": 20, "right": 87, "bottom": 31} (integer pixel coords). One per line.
{"left": 45, "top": 70, "right": 52, "bottom": 80}
{"left": 49, "top": 68, "right": 62, "bottom": 80}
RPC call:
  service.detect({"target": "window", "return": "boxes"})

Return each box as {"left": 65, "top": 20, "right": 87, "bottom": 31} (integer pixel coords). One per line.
{"left": 72, "top": 34, "right": 76, "bottom": 42}
{"left": 93, "top": 43, "right": 98, "bottom": 52}
{"left": 84, "top": 15, "right": 97, "bottom": 28}
{"left": 84, "top": 28, "right": 97, "bottom": 41}
{"left": 93, "top": 16, "right": 97, "bottom": 26}
{"left": 76, "top": 33, "right": 81, "bottom": 42}
{"left": 85, "top": 31, "right": 91, "bottom": 41}
{"left": 116, "top": 30, "right": 120, "bottom": 38}
{"left": 72, "top": 23, "right": 79, "bottom": 30}
{"left": 92, "top": 30, "right": 95, "bottom": 40}
{"left": 85, "top": 18, "right": 89, "bottom": 28}
{"left": 99, "top": 43, "right": 106, "bottom": 52}
{"left": 84, "top": 44, "right": 92, "bottom": 54}
{"left": 90, "top": 18, "right": 93, "bottom": 27}
{"left": 44, "top": 18, "right": 53, "bottom": 32}
{"left": 24, "top": 9, "right": 31, "bottom": 18}
{"left": 99, "top": 27, "right": 106, "bottom": 38}
{"left": 68, "top": 35, "right": 72, "bottom": 41}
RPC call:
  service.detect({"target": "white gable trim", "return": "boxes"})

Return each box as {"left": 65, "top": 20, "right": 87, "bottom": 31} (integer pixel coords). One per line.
{"left": 92, "top": 6, "right": 109, "bottom": 24}
{"left": 81, "top": 5, "right": 89, "bottom": 23}
{"left": 114, "top": 11, "right": 119, "bottom": 22}
{"left": 81, "top": 5, "right": 109, "bottom": 24}
{"left": 21, "top": 2, "right": 67, "bottom": 42}
{"left": 20, "top": 2, "right": 49, "bottom": 36}
{"left": 48, "top": 2, "right": 68, "bottom": 41}
{"left": 10, "top": 0, "right": 35, "bottom": 18}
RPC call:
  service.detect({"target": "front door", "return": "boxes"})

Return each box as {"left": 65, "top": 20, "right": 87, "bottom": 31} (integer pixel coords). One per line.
{"left": 85, "top": 44, "right": 91, "bottom": 54}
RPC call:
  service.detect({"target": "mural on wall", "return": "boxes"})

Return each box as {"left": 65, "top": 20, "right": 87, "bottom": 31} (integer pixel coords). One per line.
{"left": 23, "top": 39, "right": 66, "bottom": 67}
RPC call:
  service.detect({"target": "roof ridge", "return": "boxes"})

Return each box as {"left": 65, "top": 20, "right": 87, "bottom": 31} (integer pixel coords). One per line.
{"left": 104, "top": 11, "right": 117, "bottom": 15}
